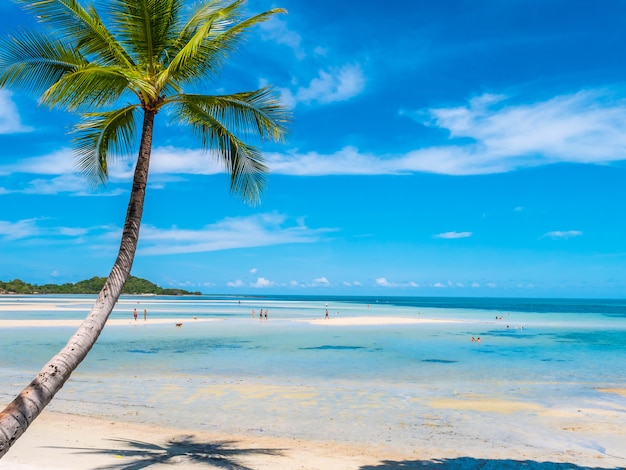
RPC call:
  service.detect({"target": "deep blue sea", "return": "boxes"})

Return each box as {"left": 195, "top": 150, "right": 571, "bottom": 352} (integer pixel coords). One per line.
{"left": 1, "top": 294, "right": 625, "bottom": 461}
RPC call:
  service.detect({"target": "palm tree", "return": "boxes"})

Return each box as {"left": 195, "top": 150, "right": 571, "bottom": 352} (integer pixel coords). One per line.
{"left": 0, "top": 0, "right": 287, "bottom": 457}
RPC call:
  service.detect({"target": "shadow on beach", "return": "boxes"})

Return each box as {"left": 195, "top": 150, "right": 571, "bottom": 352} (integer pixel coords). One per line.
{"left": 48, "top": 435, "right": 284, "bottom": 469}
{"left": 360, "top": 458, "right": 626, "bottom": 470}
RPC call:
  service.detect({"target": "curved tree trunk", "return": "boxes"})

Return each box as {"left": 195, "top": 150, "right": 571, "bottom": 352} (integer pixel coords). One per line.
{"left": 0, "top": 110, "right": 156, "bottom": 458}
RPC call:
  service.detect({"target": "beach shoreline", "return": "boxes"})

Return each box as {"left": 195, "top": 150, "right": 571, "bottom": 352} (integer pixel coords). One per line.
{"left": 1, "top": 296, "right": 625, "bottom": 469}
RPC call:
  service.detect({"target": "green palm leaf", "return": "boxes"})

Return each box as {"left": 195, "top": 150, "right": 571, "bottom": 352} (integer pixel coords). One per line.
{"left": 73, "top": 105, "right": 140, "bottom": 184}
{"left": 174, "top": 97, "right": 269, "bottom": 202}
{"left": 0, "top": 29, "right": 86, "bottom": 94}
{"left": 173, "top": 88, "right": 289, "bottom": 142}
{"left": 15, "top": 0, "right": 133, "bottom": 67}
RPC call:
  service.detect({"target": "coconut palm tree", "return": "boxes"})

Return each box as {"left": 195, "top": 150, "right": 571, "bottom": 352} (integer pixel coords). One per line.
{"left": 0, "top": 0, "right": 287, "bottom": 456}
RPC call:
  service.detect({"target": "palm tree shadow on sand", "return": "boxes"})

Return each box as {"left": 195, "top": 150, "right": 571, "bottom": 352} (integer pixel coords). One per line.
{"left": 359, "top": 458, "right": 625, "bottom": 469}
{"left": 47, "top": 435, "right": 284, "bottom": 469}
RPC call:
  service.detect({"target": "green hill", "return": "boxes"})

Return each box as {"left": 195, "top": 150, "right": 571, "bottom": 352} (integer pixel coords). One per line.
{"left": 0, "top": 276, "right": 201, "bottom": 295}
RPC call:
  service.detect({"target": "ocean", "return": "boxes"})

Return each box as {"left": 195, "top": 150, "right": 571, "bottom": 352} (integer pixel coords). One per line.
{"left": 1, "top": 294, "right": 625, "bottom": 461}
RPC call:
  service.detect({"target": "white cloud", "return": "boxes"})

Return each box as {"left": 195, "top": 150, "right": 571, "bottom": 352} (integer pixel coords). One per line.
{"left": 227, "top": 280, "right": 244, "bottom": 287}
{"left": 433, "top": 282, "right": 446, "bottom": 288}
{"left": 0, "top": 90, "right": 32, "bottom": 134}
{"left": 543, "top": 230, "right": 583, "bottom": 239}
{"left": 2, "top": 149, "right": 75, "bottom": 176}
{"left": 0, "top": 219, "right": 40, "bottom": 240}
{"left": 0, "top": 218, "right": 116, "bottom": 242}
{"left": 281, "top": 64, "right": 366, "bottom": 108}
{"left": 22, "top": 174, "right": 94, "bottom": 195}
{"left": 138, "top": 213, "right": 333, "bottom": 255}
{"left": 251, "top": 277, "right": 274, "bottom": 288}
{"left": 404, "top": 89, "right": 626, "bottom": 174}
{"left": 249, "top": 268, "right": 258, "bottom": 274}
{"left": 3, "top": 88, "right": 626, "bottom": 185}
{"left": 376, "top": 278, "right": 421, "bottom": 288}
{"left": 259, "top": 18, "right": 305, "bottom": 59}
{"left": 434, "top": 231, "right": 472, "bottom": 239}
{"left": 264, "top": 146, "right": 397, "bottom": 176}
{"left": 312, "top": 277, "right": 330, "bottom": 286}
{"left": 471, "top": 283, "right": 480, "bottom": 288}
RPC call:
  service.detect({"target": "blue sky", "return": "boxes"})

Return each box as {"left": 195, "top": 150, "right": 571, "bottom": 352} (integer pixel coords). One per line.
{"left": 1, "top": 0, "right": 625, "bottom": 298}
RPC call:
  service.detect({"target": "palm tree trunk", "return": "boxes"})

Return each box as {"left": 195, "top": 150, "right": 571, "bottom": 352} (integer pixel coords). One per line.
{"left": 0, "top": 110, "right": 156, "bottom": 458}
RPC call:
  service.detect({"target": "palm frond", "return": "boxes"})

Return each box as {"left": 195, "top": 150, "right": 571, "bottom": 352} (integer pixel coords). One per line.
{"left": 177, "top": 0, "right": 244, "bottom": 42}
{"left": 16, "top": 0, "right": 133, "bottom": 67}
{"left": 162, "top": 1, "right": 285, "bottom": 86}
{"left": 173, "top": 97, "right": 269, "bottom": 203}
{"left": 72, "top": 105, "right": 140, "bottom": 185}
{"left": 0, "top": 29, "right": 86, "bottom": 94}
{"left": 41, "top": 65, "right": 136, "bottom": 111}
{"left": 110, "top": 0, "right": 180, "bottom": 71}
{"left": 171, "top": 88, "right": 289, "bottom": 143}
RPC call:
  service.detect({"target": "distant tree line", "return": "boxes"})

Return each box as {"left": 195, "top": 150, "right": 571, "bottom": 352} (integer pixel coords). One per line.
{"left": 0, "top": 276, "right": 200, "bottom": 295}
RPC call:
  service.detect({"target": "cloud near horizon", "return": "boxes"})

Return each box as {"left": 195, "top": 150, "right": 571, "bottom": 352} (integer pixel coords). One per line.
{"left": 543, "top": 230, "right": 583, "bottom": 239}
{"left": 434, "top": 231, "right": 472, "bottom": 239}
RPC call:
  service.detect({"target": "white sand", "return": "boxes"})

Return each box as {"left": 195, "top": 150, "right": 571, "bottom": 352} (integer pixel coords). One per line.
{"left": 0, "top": 411, "right": 401, "bottom": 470}
{"left": 2, "top": 407, "right": 625, "bottom": 469}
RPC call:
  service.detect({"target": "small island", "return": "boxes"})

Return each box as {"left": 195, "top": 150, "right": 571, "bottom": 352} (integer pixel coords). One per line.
{"left": 0, "top": 276, "right": 201, "bottom": 296}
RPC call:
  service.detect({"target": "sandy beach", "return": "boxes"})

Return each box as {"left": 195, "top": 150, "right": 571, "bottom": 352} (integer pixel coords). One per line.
{"left": 1, "top": 407, "right": 625, "bottom": 469}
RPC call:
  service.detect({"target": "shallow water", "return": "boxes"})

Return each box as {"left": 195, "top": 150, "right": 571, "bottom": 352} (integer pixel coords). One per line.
{"left": 1, "top": 295, "right": 625, "bottom": 463}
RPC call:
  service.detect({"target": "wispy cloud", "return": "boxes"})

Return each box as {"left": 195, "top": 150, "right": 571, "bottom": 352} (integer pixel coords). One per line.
{"left": 434, "top": 231, "right": 472, "bottom": 239}
{"left": 259, "top": 17, "right": 305, "bottom": 59}
{"left": 543, "top": 230, "right": 583, "bottom": 239}
{"left": 280, "top": 64, "right": 365, "bottom": 108}
{"left": 0, "top": 218, "right": 114, "bottom": 242}
{"left": 312, "top": 277, "right": 330, "bottom": 286}
{"left": 0, "top": 219, "right": 40, "bottom": 241}
{"left": 138, "top": 213, "right": 333, "bottom": 255}
{"left": 5, "top": 89, "right": 624, "bottom": 183}
{"left": 402, "top": 89, "right": 626, "bottom": 174}
{"left": 375, "top": 277, "right": 419, "bottom": 288}
{"left": 0, "top": 90, "right": 32, "bottom": 134}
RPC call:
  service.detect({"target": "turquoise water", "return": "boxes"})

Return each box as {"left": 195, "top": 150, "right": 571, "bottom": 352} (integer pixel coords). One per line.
{"left": 1, "top": 295, "right": 625, "bottom": 460}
